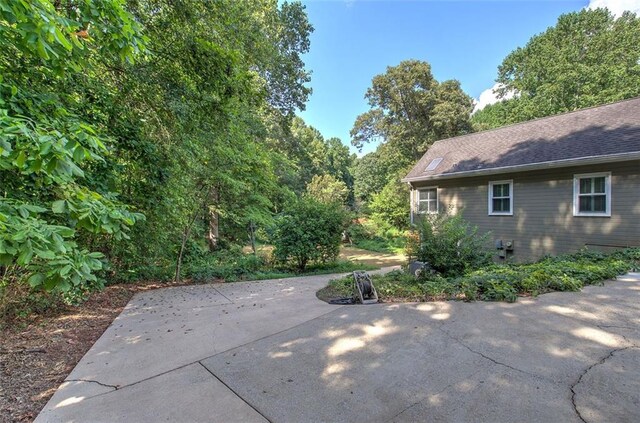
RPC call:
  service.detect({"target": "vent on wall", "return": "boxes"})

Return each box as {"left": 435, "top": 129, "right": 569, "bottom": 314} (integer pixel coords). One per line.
{"left": 425, "top": 157, "right": 443, "bottom": 171}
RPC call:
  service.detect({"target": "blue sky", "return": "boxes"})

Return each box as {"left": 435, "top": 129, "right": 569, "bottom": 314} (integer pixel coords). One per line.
{"left": 296, "top": 0, "right": 633, "bottom": 155}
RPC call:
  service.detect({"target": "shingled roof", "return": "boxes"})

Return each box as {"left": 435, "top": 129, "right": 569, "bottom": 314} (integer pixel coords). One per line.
{"left": 403, "top": 97, "right": 640, "bottom": 182}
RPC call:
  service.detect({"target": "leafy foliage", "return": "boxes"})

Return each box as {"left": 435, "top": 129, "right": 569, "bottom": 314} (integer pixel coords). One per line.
{"left": 347, "top": 221, "right": 406, "bottom": 254}
{"left": 349, "top": 60, "right": 473, "bottom": 228}
{"left": 351, "top": 60, "right": 473, "bottom": 162}
{"left": 271, "top": 198, "right": 348, "bottom": 271}
{"left": 411, "top": 211, "right": 493, "bottom": 277}
{"left": 1, "top": 1, "right": 352, "bottom": 313}
{"left": 473, "top": 8, "right": 640, "bottom": 129}
{"left": 368, "top": 169, "right": 411, "bottom": 229}
{"left": 305, "top": 174, "right": 349, "bottom": 205}
{"left": 0, "top": 0, "right": 146, "bottom": 295}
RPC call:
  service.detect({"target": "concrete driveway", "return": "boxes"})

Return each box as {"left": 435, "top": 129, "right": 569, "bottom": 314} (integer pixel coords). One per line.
{"left": 37, "top": 270, "right": 640, "bottom": 423}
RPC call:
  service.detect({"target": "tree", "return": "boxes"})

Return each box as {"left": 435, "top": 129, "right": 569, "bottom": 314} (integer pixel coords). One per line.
{"left": 351, "top": 60, "right": 473, "bottom": 163}
{"left": 489, "top": 8, "right": 640, "bottom": 123}
{"left": 471, "top": 98, "right": 529, "bottom": 131}
{"left": 305, "top": 174, "right": 349, "bottom": 205}
{"left": 369, "top": 174, "right": 411, "bottom": 230}
{"left": 271, "top": 198, "right": 348, "bottom": 271}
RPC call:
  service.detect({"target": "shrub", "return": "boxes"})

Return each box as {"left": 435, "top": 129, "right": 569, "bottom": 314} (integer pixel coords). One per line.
{"left": 412, "top": 210, "right": 492, "bottom": 276}
{"left": 270, "top": 198, "right": 348, "bottom": 271}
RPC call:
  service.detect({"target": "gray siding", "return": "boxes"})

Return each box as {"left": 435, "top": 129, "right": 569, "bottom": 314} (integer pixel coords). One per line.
{"left": 411, "top": 160, "right": 640, "bottom": 262}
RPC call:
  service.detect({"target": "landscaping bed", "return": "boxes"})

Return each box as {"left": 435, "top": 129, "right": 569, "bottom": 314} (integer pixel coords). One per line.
{"left": 318, "top": 248, "right": 640, "bottom": 304}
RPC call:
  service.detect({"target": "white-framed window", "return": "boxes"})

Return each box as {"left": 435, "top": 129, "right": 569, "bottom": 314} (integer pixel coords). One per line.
{"left": 488, "top": 180, "right": 513, "bottom": 216}
{"left": 573, "top": 172, "right": 611, "bottom": 217}
{"left": 416, "top": 187, "right": 438, "bottom": 214}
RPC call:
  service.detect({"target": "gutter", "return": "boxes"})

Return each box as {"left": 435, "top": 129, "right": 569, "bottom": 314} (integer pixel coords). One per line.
{"left": 401, "top": 151, "right": 640, "bottom": 183}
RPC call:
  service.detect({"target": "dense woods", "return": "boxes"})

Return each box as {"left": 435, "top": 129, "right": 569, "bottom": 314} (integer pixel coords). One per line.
{"left": 1, "top": 3, "right": 639, "bottom": 317}
{"left": 0, "top": 0, "right": 355, "bottom": 310}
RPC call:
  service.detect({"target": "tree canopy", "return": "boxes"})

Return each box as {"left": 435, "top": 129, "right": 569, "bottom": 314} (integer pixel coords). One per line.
{"left": 473, "top": 8, "right": 640, "bottom": 129}
{"left": 351, "top": 60, "right": 473, "bottom": 164}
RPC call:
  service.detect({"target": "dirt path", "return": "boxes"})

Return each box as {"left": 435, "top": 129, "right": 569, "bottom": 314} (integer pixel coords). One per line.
{"left": 339, "top": 246, "right": 406, "bottom": 267}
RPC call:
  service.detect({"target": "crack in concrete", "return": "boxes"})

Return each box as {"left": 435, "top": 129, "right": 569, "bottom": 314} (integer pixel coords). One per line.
{"left": 569, "top": 346, "right": 635, "bottom": 423}
{"left": 597, "top": 323, "right": 638, "bottom": 332}
{"left": 211, "top": 286, "right": 234, "bottom": 304}
{"left": 71, "top": 305, "right": 348, "bottom": 397}
{"left": 436, "top": 325, "right": 551, "bottom": 382}
{"left": 65, "top": 379, "right": 119, "bottom": 390}
{"left": 198, "top": 361, "right": 273, "bottom": 423}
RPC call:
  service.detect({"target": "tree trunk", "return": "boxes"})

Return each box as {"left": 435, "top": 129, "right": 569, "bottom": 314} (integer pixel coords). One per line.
{"left": 248, "top": 221, "right": 257, "bottom": 255}
{"left": 207, "top": 187, "right": 220, "bottom": 251}
{"left": 175, "top": 225, "right": 190, "bottom": 283}
{"left": 175, "top": 210, "right": 200, "bottom": 283}
{"left": 208, "top": 206, "right": 219, "bottom": 251}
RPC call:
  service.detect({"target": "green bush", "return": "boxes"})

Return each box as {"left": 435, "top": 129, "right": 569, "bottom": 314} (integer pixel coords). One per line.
{"left": 270, "top": 198, "right": 348, "bottom": 271}
{"left": 413, "top": 211, "right": 493, "bottom": 276}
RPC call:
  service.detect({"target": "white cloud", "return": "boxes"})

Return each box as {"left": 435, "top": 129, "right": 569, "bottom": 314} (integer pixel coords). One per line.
{"left": 472, "top": 83, "right": 514, "bottom": 113}
{"left": 587, "top": 0, "right": 640, "bottom": 17}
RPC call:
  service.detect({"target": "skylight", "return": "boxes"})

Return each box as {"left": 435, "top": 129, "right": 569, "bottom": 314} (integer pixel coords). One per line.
{"left": 425, "top": 157, "right": 443, "bottom": 171}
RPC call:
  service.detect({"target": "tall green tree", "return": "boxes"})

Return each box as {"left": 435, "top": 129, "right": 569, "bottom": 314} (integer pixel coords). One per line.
{"left": 350, "top": 60, "right": 472, "bottom": 229}
{"left": 351, "top": 60, "right": 473, "bottom": 165}
{"left": 475, "top": 8, "right": 640, "bottom": 129}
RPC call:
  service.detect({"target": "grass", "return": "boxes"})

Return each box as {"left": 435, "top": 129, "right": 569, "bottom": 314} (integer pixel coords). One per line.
{"left": 187, "top": 259, "right": 379, "bottom": 283}
{"left": 318, "top": 247, "right": 640, "bottom": 304}
{"left": 352, "top": 238, "right": 405, "bottom": 254}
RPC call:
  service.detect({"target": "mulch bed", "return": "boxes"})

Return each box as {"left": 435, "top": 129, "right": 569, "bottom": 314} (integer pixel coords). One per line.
{"left": 0, "top": 280, "right": 198, "bottom": 422}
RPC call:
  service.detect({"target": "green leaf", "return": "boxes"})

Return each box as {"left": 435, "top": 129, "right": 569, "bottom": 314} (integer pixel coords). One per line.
{"left": 53, "top": 27, "right": 73, "bottom": 51}
{"left": 57, "top": 280, "right": 71, "bottom": 292}
{"left": 17, "top": 248, "right": 34, "bottom": 265}
{"left": 28, "top": 273, "right": 45, "bottom": 287}
{"left": 36, "top": 39, "right": 50, "bottom": 60}
{"left": 18, "top": 206, "right": 29, "bottom": 219}
{"left": 59, "top": 264, "right": 72, "bottom": 276}
{"left": 73, "top": 146, "right": 85, "bottom": 162}
{"left": 52, "top": 200, "right": 66, "bottom": 214}
{"left": 35, "top": 249, "right": 56, "bottom": 259}
{"left": 15, "top": 151, "right": 26, "bottom": 167}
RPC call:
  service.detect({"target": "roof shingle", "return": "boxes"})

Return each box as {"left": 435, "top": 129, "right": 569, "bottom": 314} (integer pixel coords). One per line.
{"left": 404, "top": 97, "right": 640, "bottom": 181}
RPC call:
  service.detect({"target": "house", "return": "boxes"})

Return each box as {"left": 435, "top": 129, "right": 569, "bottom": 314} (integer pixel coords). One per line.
{"left": 402, "top": 97, "right": 640, "bottom": 262}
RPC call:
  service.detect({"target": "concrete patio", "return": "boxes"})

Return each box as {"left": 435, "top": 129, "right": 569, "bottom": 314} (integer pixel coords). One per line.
{"left": 36, "top": 270, "right": 640, "bottom": 422}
